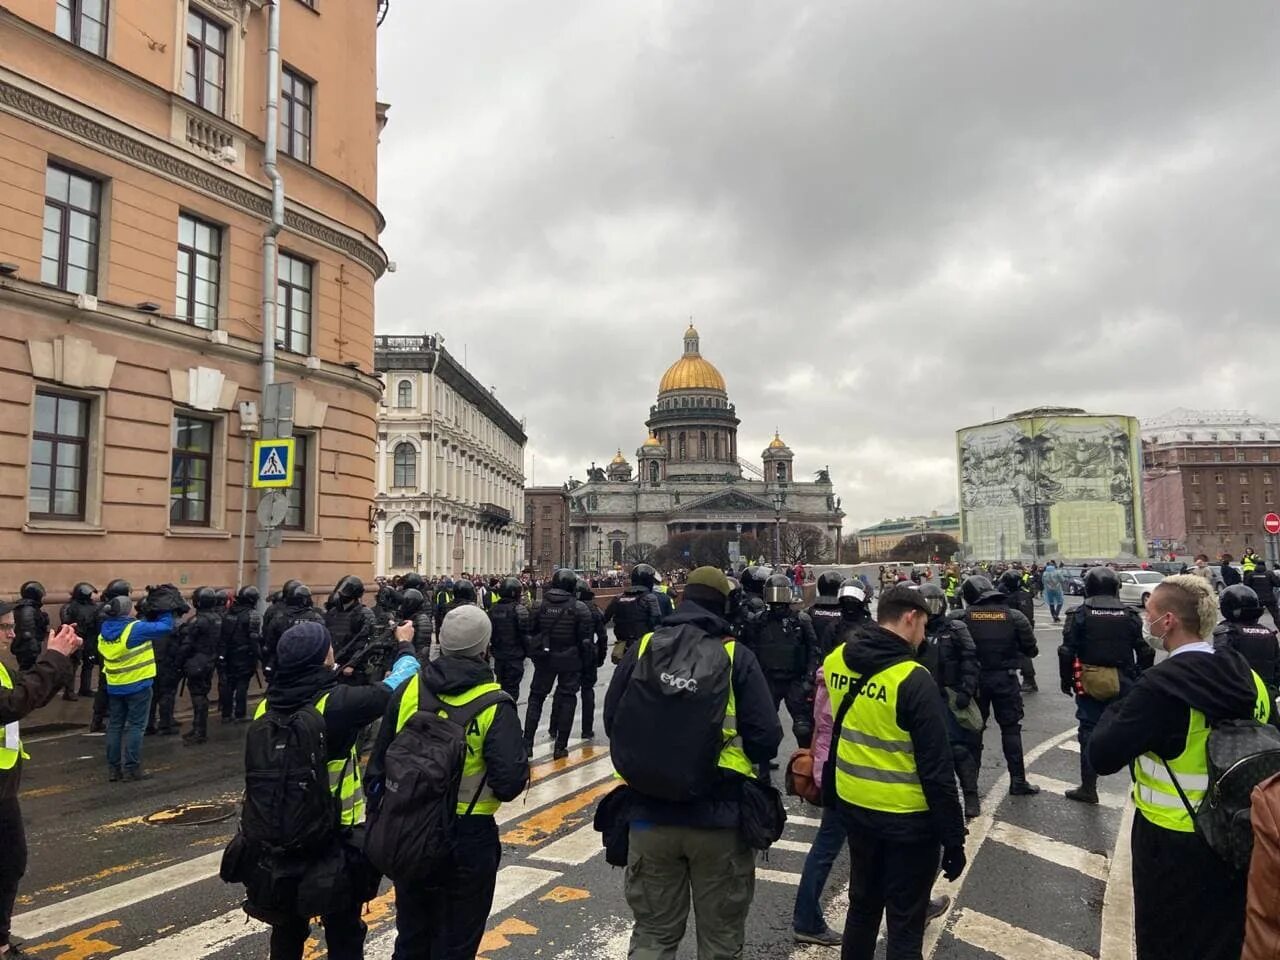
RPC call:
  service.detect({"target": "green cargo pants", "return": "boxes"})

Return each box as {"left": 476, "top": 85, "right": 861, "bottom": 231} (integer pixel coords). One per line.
{"left": 624, "top": 823, "right": 756, "bottom": 960}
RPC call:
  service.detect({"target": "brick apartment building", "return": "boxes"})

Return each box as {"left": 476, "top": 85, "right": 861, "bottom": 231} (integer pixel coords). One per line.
{"left": 525, "top": 485, "right": 569, "bottom": 576}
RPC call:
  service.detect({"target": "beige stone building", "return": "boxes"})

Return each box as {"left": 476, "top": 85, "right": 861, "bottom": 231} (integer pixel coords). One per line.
{"left": 0, "top": 1, "right": 388, "bottom": 598}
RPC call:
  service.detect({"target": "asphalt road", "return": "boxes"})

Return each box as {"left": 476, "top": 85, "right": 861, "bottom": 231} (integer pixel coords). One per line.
{"left": 9, "top": 596, "right": 1137, "bottom": 959}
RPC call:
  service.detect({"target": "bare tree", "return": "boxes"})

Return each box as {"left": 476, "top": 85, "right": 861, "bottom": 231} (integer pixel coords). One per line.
{"left": 888, "top": 533, "right": 960, "bottom": 563}
{"left": 623, "top": 542, "right": 658, "bottom": 565}
{"left": 780, "top": 523, "right": 833, "bottom": 564}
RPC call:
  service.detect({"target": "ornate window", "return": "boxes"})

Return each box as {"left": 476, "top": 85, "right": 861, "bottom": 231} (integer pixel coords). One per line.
{"left": 678, "top": 432, "right": 686, "bottom": 460}
{"left": 649, "top": 461, "right": 660, "bottom": 484}
{"left": 396, "top": 380, "right": 413, "bottom": 408}
{"left": 183, "top": 8, "right": 228, "bottom": 116}
{"left": 393, "top": 442, "right": 417, "bottom": 487}
{"left": 391, "top": 522, "right": 415, "bottom": 568}
{"left": 699, "top": 432, "right": 707, "bottom": 459}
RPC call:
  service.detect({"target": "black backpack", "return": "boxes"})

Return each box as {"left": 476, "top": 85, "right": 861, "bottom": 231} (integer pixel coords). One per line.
{"left": 610, "top": 625, "right": 733, "bottom": 801}
{"left": 240, "top": 703, "right": 339, "bottom": 855}
{"left": 364, "top": 682, "right": 510, "bottom": 882}
{"left": 1165, "top": 718, "right": 1280, "bottom": 871}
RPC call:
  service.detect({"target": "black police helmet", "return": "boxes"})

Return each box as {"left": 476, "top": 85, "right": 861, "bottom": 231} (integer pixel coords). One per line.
{"left": 103, "top": 579, "right": 132, "bottom": 600}
{"left": 1083, "top": 566, "right": 1120, "bottom": 598}
{"left": 551, "top": 568, "right": 579, "bottom": 593}
{"left": 236, "top": 585, "right": 260, "bottom": 606}
{"left": 817, "top": 571, "right": 846, "bottom": 597}
{"left": 20, "top": 581, "right": 45, "bottom": 603}
{"left": 289, "top": 584, "right": 313, "bottom": 607}
{"left": 577, "top": 581, "right": 595, "bottom": 602}
{"left": 401, "top": 573, "right": 425, "bottom": 592}
{"left": 499, "top": 577, "right": 522, "bottom": 600}
{"left": 741, "top": 566, "right": 771, "bottom": 596}
{"left": 453, "top": 579, "right": 478, "bottom": 603}
{"left": 399, "top": 588, "right": 425, "bottom": 617}
{"left": 71, "top": 582, "right": 96, "bottom": 603}
{"left": 1221, "top": 584, "right": 1263, "bottom": 624}
{"left": 764, "top": 574, "right": 793, "bottom": 605}
{"left": 282, "top": 580, "right": 305, "bottom": 603}
{"left": 998, "top": 570, "right": 1023, "bottom": 594}
{"left": 919, "top": 582, "right": 947, "bottom": 617}
{"left": 961, "top": 575, "right": 995, "bottom": 606}
{"left": 192, "top": 586, "right": 216, "bottom": 610}
{"left": 630, "top": 563, "right": 657, "bottom": 589}
{"left": 335, "top": 575, "right": 365, "bottom": 602}
{"left": 838, "top": 581, "right": 871, "bottom": 610}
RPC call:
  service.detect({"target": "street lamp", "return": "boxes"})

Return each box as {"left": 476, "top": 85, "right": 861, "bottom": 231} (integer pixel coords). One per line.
{"left": 771, "top": 491, "right": 786, "bottom": 566}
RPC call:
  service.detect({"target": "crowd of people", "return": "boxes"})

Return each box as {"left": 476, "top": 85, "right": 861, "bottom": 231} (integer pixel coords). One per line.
{"left": 1, "top": 555, "right": 1280, "bottom": 959}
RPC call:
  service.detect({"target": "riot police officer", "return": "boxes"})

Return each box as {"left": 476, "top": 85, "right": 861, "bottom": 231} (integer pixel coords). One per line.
{"left": 373, "top": 581, "right": 402, "bottom": 637}
{"left": 439, "top": 579, "right": 479, "bottom": 627}
{"left": 262, "top": 582, "right": 323, "bottom": 677}
{"left": 831, "top": 579, "right": 874, "bottom": 649}
{"left": 807, "top": 571, "right": 846, "bottom": 655}
{"left": 734, "top": 565, "right": 770, "bottom": 641}
{"left": 261, "top": 578, "right": 301, "bottom": 648}
{"left": 725, "top": 577, "right": 744, "bottom": 637}
{"left": 396, "top": 588, "right": 435, "bottom": 661}
{"left": 602, "top": 563, "right": 662, "bottom": 663}
{"left": 12, "top": 582, "right": 49, "bottom": 672}
{"left": 324, "top": 576, "right": 379, "bottom": 679}
{"left": 178, "top": 587, "right": 221, "bottom": 744}
{"left": 574, "top": 581, "right": 609, "bottom": 740}
{"left": 744, "top": 574, "right": 819, "bottom": 749}
{"left": 523, "top": 568, "right": 592, "bottom": 759}
{"left": 433, "top": 577, "right": 456, "bottom": 630}
{"left": 1243, "top": 561, "right": 1280, "bottom": 627}
{"left": 60, "top": 582, "right": 99, "bottom": 700}
{"left": 999, "top": 569, "right": 1038, "bottom": 692}
{"left": 139, "top": 583, "right": 190, "bottom": 737}
{"left": 918, "top": 582, "right": 982, "bottom": 817}
{"left": 1215, "top": 584, "right": 1280, "bottom": 704}
{"left": 488, "top": 577, "right": 531, "bottom": 703}
{"left": 1058, "top": 565, "right": 1150, "bottom": 803}
{"left": 220, "top": 585, "right": 261, "bottom": 721}
{"left": 958, "top": 575, "right": 1040, "bottom": 795}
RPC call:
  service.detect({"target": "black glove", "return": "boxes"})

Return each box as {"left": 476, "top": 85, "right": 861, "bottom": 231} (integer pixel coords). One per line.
{"left": 1061, "top": 678, "right": 1074, "bottom": 697}
{"left": 952, "top": 692, "right": 970, "bottom": 710}
{"left": 942, "top": 845, "right": 967, "bottom": 882}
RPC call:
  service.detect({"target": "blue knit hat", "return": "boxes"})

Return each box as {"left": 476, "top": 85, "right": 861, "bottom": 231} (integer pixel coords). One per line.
{"left": 277, "top": 620, "right": 332, "bottom": 671}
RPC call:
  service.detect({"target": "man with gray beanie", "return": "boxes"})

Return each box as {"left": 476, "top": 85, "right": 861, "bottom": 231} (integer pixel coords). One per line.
{"left": 367, "top": 604, "right": 530, "bottom": 959}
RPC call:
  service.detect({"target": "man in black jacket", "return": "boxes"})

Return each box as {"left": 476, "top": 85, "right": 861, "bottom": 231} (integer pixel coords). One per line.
{"left": 11, "top": 583, "right": 48, "bottom": 673}
{"left": 241, "top": 618, "right": 421, "bottom": 960}
{"left": 1215, "top": 584, "right": 1280, "bottom": 706}
{"left": 487, "top": 577, "right": 530, "bottom": 702}
{"left": 821, "top": 584, "right": 967, "bottom": 960}
{"left": 220, "top": 586, "right": 261, "bottom": 722}
{"left": 324, "top": 577, "right": 379, "bottom": 681}
{"left": 742, "top": 574, "right": 820, "bottom": 751}
{"left": 522, "top": 569, "right": 592, "bottom": 759}
{"left": 1243, "top": 560, "right": 1280, "bottom": 627}
{"left": 395, "top": 589, "right": 434, "bottom": 663}
{"left": 999, "top": 569, "right": 1039, "bottom": 692}
{"left": 59, "top": 582, "right": 99, "bottom": 701}
{"left": 602, "top": 565, "right": 662, "bottom": 663}
{"left": 1090, "top": 575, "right": 1270, "bottom": 960}
{"left": 178, "top": 587, "right": 222, "bottom": 745}
{"left": 572, "top": 581, "right": 609, "bottom": 740}
{"left": 956, "top": 575, "right": 1041, "bottom": 796}
{"left": 262, "top": 583, "right": 323, "bottom": 679}
{"left": 604, "top": 567, "right": 781, "bottom": 960}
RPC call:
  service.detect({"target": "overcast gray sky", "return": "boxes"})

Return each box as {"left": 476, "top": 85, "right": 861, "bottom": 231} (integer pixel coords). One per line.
{"left": 373, "top": 2, "right": 1280, "bottom": 530}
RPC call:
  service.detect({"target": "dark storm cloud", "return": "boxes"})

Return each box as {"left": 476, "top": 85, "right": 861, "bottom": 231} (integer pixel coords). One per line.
{"left": 373, "top": 1, "right": 1280, "bottom": 528}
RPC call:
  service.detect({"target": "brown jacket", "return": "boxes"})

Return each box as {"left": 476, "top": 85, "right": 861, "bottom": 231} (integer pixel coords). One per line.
{"left": 1245, "top": 772, "right": 1280, "bottom": 960}
{"left": 0, "top": 649, "right": 74, "bottom": 798}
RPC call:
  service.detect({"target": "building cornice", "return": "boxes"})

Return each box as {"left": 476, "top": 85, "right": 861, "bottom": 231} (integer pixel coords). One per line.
{"left": 0, "top": 68, "right": 388, "bottom": 278}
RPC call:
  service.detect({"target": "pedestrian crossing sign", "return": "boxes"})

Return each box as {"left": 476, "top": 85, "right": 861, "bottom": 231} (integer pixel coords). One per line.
{"left": 252, "top": 438, "right": 295, "bottom": 489}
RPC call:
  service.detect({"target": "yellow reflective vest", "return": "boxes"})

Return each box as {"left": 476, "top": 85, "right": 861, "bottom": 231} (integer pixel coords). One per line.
{"left": 98, "top": 622, "right": 157, "bottom": 691}
{"left": 254, "top": 694, "right": 365, "bottom": 826}
{"left": 823, "top": 647, "right": 930, "bottom": 814}
{"left": 396, "top": 679, "right": 505, "bottom": 815}
{"left": 0, "top": 662, "right": 28, "bottom": 770}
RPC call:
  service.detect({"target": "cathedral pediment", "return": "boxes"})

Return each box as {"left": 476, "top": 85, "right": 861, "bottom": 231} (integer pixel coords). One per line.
{"left": 677, "top": 490, "right": 776, "bottom": 513}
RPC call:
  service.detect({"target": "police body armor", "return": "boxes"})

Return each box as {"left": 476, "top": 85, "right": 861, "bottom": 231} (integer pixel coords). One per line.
{"left": 1215, "top": 622, "right": 1280, "bottom": 688}
{"left": 488, "top": 601, "right": 529, "bottom": 661}
{"left": 754, "top": 613, "right": 806, "bottom": 677}
{"left": 807, "top": 599, "right": 845, "bottom": 655}
{"left": 1246, "top": 571, "right": 1276, "bottom": 603}
{"left": 964, "top": 605, "right": 1019, "bottom": 672}
{"left": 923, "top": 620, "right": 964, "bottom": 690}
{"left": 1077, "top": 597, "right": 1140, "bottom": 668}
{"left": 611, "top": 590, "right": 654, "bottom": 644}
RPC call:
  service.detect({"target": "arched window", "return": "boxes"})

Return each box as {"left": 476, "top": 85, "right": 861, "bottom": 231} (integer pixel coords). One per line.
{"left": 612, "top": 540, "right": 623, "bottom": 564}
{"left": 391, "top": 522, "right": 415, "bottom": 568}
{"left": 699, "top": 432, "right": 707, "bottom": 459}
{"left": 393, "top": 442, "right": 417, "bottom": 487}
{"left": 649, "top": 461, "right": 660, "bottom": 484}
{"left": 678, "top": 432, "right": 686, "bottom": 460}
{"left": 776, "top": 461, "right": 788, "bottom": 483}
{"left": 396, "top": 380, "right": 413, "bottom": 408}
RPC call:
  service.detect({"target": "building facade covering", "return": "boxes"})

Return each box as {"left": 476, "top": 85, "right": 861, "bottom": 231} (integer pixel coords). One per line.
{"left": 856, "top": 513, "right": 960, "bottom": 559}
{"left": 374, "top": 335, "right": 526, "bottom": 578}
{"left": 525, "top": 486, "right": 570, "bottom": 577}
{"left": 0, "top": 1, "right": 387, "bottom": 597}
{"left": 1142, "top": 408, "right": 1280, "bottom": 559}
{"left": 567, "top": 325, "right": 844, "bottom": 568}
{"left": 958, "top": 407, "right": 1145, "bottom": 562}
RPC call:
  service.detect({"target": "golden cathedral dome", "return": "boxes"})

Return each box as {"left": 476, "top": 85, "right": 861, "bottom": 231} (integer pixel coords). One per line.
{"left": 611, "top": 449, "right": 628, "bottom": 464}
{"left": 657, "top": 323, "right": 727, "bottom": 394}
{"left": 768, "top": 432, "right": 788, "bottom": 449}
{"left": 642, "top": 434, "right": 662, "bottom": 447}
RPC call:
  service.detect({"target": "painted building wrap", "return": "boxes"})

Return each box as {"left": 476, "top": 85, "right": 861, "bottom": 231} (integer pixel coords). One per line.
{"left": 958, "top": 409, "right": 1145, "bottom": 561}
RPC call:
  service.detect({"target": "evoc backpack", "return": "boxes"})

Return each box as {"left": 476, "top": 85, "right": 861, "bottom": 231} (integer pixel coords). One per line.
{"left": 1166, "top": 718, "right": 1280, "bottom": 871}
{"left": 364, "top": 681, "right": 510, "bottom": 882}
{"left": 240, "top": 702, "right": 338, "bottom": 855}
{"left": 610, "top": 625, "right": 733, "bottom": 801}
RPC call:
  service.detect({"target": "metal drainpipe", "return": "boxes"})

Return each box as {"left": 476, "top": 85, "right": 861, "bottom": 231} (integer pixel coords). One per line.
{"left": 255, "top": 0, "right": 284, "bottom": 608}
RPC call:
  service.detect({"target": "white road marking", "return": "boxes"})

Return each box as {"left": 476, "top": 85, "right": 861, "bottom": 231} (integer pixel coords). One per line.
{"left": 988, "top": 821, "right": 1110, "bottom": 881}
{"left": 770, "top": 839, "right": 812, "bottom": 854}
{"left": 549, "top": 915, "right": 632, "bottom": 960}
{"left": 1099, "top": 801, "right": 1137, "bottom": 960}
{"left": 1059, "top": 740, "right": 1081, "bottom": 753}
{"left": 788, "top": 814, "right": 823, "bottom": 827}
{"left": 496, "top": 756, "right": 616, "bottom": 826}
{"left": 758, "top": 868, "right": 801, "bottom": 886}
{"left": 106, "top": 909, "right": 266, "bottom": 960}
{"left": 1028, "top": 774, "right": 1127, "bottom": 809}
{"left": 951, "top": 908, "right": 1095, "bottom": 960}
{"left": 530, "top": 822, "right": 603, "bottom": 865}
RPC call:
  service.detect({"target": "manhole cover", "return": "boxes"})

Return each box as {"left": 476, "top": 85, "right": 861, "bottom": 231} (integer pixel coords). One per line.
{"left": 144, "top": 801, "right": 238, "bottom": 826}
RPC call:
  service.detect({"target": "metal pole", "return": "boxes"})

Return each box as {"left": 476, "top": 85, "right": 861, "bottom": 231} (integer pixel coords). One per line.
{"left": 234, "top": 432, "right": 253, "bottom": 589}
{"left": 255, "top": 0, "right": 284, "bottom": 607}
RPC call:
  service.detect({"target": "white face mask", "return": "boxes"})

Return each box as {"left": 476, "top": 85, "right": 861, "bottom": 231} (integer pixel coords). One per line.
{"left": 1143, "top": 612, "right": 1169, "bottom": 652}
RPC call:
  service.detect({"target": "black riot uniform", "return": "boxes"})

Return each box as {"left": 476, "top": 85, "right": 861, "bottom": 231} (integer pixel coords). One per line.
{"left": 220, "top": 586, "right": 262, "bottom": 721}
{"left": 60, "top": 583, "right": 99, "bottom": 700}
{"left": 522, "top": 569, "right": 593, "bottom": 758}
{"left": 999, "top": 570, "right": 1038, "bottom": 692}
{"left": 438, "top": 579, "right": 479, "bottom": 626}
{"left": 487, "top": 578, "right": 531, "bottom": 703}
{"left": 1243, "top": 563, "right": 1280, "bottom": 627}
{"left": 262, "top": 583, "right": 324, "bottom": 679}
{"left": 742, "top": 575, "right": 819, "bottom": 748}
{"left": 396, "top": 588, "right": 435, "bottom": 663}
{"left": 140, "top": 584, "right": 190, "bottom": 736}
{"left": 807, "top": 572, "right": 847, "bottom": 656}
{"left": 324, "top": 577, "right": 380, "bottom": 684}
{"left": 919, "top": 583, "right": 982, "bottom": 817}
{"left": 12, "top": 583, "right": 49, "bottom": 672}
{"left": 260, "top": 579, "right": 301, "bottom": 661}
{"left": 1215, "top": 584, "right": 1280, "bottom": 708}
{"left": 373, "top": 583, "right": 401, "bottom": 638}
{"left": 89, "top": 580, "right": 131, "bottom": 731}
{"left": 1057, "top": 566, "right": 1150, "bottom": 803}
{"left": 733, "top": 565, "right": 770, "bottom": 643}
{"left": 958, "top": 576, "right": 1040, "bottom": 794}
{"left": 602, "top": 565, "right": 662, "bottom": 663}
{"left": 573, "top": 582, "right": 609, "bottom": 740}
{"left": 178, "top": 587, "right": 222, "bottom": 744}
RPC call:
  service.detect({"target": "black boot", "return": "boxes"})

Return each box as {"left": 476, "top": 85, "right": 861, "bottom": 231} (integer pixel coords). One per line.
{"left": 1006, "top": 752, "right": 1040, "bottom": 796}
{"left": 963, "top": 792, "right": 981, "bottom": 819}
{"left": 1065, "top": 776, "right": 1099, "bottom": 804}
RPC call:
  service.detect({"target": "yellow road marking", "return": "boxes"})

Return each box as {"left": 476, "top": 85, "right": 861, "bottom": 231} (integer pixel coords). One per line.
{"left": 27, "top": 920, "right": 120, "bottom": 959}
{"left": 541, "top": 886, "right": 591, "bottom": 903}
{"left": 500, "top": 780, "right": 616, "bottom": 846}
{"left": 19, "top": 784, "right": 73, "bottom": 800}
{"left": 303, "top": 889, "right": 397, "bottom": 958}
{"left": 477, "top": 917, "right": 538, "bottom": 957}
{"left": 529, "top": 744, "right": 606, "bottom": 783}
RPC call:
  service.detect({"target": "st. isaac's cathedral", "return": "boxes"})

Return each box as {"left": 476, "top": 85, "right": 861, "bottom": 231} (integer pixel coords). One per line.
{"left": 568, "top": 325, "right": 845, "bottom": 567}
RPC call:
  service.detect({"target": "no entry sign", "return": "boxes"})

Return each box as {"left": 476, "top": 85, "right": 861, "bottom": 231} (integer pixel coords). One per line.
{"left": 1264, "top": 513, "right": 1280, "bottom": 536}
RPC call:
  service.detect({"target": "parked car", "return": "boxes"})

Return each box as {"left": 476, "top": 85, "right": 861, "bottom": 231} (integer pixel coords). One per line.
{"left": 1062, "top": 566, "right": 1086, "bottom": 596}
{"left": 1118, "top": 570, "right": 1165, "bottom": 607}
